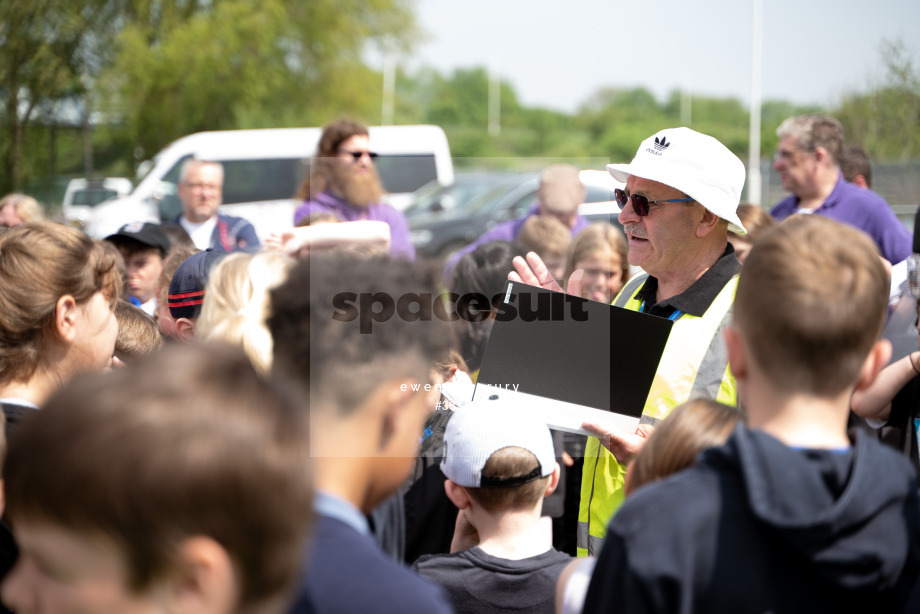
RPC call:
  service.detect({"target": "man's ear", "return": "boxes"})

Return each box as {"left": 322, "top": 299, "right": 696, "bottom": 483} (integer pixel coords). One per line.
{"left": 162, "top": 536, "right": 236, "bottom": 614}
{"left": 814, "top": 146, "right": 829, "bottom": 165}
{"left": 695, "top": 206, "right": 721, "bottom": 238}
{"left": 444, "top": 479, "right": 471, "bottom": 510}
{"left": 723, "top": 325, "right": 747, "bottom": 380}
{"left": 854, "top": 339, "right": 893, "bottom": 392}
{"left": 175, "top": 318, "right": 197, "bottom": 342}
{"left": 544, "top": 463, "right": 561, "bottom": 498}
{"left": 852, "top": 174, "right": 869, "bottom": 189}
{"left": 54, "top": 295, "right": 79, "bottom": 343}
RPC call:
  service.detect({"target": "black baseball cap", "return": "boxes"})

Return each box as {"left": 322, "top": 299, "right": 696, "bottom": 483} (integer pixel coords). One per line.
{"left": 105, "top": 222, "right": 171, "bottom": 256}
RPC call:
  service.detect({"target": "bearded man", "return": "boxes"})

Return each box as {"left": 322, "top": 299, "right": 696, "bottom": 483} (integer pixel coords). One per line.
{"left": 293, "top": 120, "right": 415, "bottom": 259}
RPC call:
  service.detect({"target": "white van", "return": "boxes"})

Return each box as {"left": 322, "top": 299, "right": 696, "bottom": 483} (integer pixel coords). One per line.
{"left": 62, "top": 177, "right": 134, "bottom": 228}
{"left": 84, "top": 125, "right": 453, "bottom": 239}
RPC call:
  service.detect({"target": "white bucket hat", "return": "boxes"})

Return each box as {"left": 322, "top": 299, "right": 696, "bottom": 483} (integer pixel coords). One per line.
{"left": 441, "top": 403, "right": 556, "bottom": 489}
{"left": 607, "top": 127, "right": 747, "bottom": 234}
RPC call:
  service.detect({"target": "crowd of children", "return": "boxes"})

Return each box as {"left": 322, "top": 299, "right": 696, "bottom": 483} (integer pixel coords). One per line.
{"left": 1, "top": 117, "right": 919, "bottom": 614}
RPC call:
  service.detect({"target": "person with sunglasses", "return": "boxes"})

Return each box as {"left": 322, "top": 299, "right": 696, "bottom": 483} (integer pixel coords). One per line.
{"left": 293, "top": 119, "right": 415, "bottom": 259}
{"left": 511, "top": 127, "right": 747, "bottom": 557}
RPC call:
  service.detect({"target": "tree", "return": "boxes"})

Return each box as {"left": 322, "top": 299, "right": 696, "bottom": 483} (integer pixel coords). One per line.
{"left": 574, "top": 87, "right": 674, "bottom": 160}
{"left": 0, "top": 0, "right": 125, "bottom": 194}
{"left": 99, "top": 0, "right": 416, "bottom": 159}
{"left": 836, "top": 38, "right": 920, "bottom": 161}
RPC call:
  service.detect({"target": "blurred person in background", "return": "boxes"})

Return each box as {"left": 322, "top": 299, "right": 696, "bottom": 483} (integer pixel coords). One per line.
{"left": 164, "top": 249, "right": 227, "bottom": 343}
{"left": 562, "top": 222, "right": 630, "bottom": 304}
{"left": 840, "top": 143, "right": 872, "bottom": 189}
{"left": 446, "top": 164, "right": 590, "bottom": 276}
{"left": 727, "top": 204, "right": 776, "bottom": 263}
{"left": 517, "top": 215, "right": 572, "bottom": 283}
{"left": 171, "top": 159, "right": 260, "bottom": 252}
{"left": 770, "top": 114, "right": 910, "bottom": 264}
{"left": 198, "top": 251, "right": 295, "bottom": 374}
{"left": 0, "top": 194, "right": 44, "bottom": 228}
{"left": 105, "top": 222, "right": 171, "bottom": 316}
{"left": 0, "top": 222, "right": 120, "bottom": 434}
{"left": 154, "top": 245, "right": 198, "bottom": 339}
{"left": 294, "top": 119, "right": 414, "bottom": 259}
{"left": 113, "top": 299, "right": 165, "bottom": 364}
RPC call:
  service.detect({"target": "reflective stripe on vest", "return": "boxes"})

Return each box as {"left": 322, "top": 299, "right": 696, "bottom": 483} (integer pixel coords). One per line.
{"left": 576, "top": 273, "right": 739, "bottom": 557}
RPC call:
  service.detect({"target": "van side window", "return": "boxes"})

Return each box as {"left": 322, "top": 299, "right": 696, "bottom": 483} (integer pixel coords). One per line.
{"left": 156, "top": 157, "right": 302, "bottom": 220}
{"left": 221, "top": 159, "right": 301, "bottom": 204}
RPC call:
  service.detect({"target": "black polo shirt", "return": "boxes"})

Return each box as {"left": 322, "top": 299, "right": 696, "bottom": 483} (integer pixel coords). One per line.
{"left": 634, "top": 243, "right": 741, "bottom": 319}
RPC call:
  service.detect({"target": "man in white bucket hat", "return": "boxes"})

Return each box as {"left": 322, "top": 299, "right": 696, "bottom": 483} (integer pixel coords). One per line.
{"left": 511, "top": 127, "right": 747, "bottom": 556}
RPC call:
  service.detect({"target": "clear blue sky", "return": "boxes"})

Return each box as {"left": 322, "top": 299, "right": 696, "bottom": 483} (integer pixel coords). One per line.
{"left": 404, "top": 0, "right": 920, "bottom": 112}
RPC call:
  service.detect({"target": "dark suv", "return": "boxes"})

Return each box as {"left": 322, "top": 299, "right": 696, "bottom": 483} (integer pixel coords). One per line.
{"left": 407, "top": 171, "right": 620, "bottom": 259}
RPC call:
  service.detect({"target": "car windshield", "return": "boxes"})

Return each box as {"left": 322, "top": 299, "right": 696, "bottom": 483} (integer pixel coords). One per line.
{"left": 463, "top": 176, "right": 537, "bottom": 215}
{"left": 404, "top": 175, "right": 512, "bottom": 215}
{"left": 374, "top": 154, "right": 439, "bottom": 194}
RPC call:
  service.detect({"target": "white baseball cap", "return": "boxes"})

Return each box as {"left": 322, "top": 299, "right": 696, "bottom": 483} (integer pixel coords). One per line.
{"left": 607, "top": 127, "right": 747, "bottom": 234}
{"left": 441, "top": 404, "right": 556, "bottom": 488}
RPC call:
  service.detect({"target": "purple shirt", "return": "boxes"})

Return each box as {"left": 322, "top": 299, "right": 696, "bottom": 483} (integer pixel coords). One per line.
{"left": 771, "top": 173, "right": 912, "bottom": 264}
{"left": 445, "top": 204, "right": 592, "bottom": 276}
{"left": 293, "top": 191, "right": 415, "bottom": 260}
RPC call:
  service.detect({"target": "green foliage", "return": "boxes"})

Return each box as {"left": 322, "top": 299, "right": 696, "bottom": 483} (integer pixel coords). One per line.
{"left": 102, "top": 0, "right": 414, "bottom": 157}
{"left": 0, "top": 0, "right": 127, "bottom": 193}
{"left": 0, "top": 0, "right": 417, "bottom": 192}
{"left": 836, "top": 39, "right": 920, "bottom": 161}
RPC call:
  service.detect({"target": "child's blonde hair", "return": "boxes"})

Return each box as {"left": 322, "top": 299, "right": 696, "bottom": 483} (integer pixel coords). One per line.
{"left": 198, "top": 251, "right": 295, "bottom": 373}
{"left": 114, "top": 300, "right": 164, "bottom": 362}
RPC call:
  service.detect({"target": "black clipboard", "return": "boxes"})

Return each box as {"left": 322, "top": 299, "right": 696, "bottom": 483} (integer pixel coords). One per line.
{"left": 473, "top": 281, "right": 673, "bottom": 434}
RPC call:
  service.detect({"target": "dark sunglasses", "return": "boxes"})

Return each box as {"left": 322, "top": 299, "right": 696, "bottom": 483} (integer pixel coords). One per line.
{"left": 339, "top": 149, "right": 378, "bottom": 161}
{"left": 614, "top": 188, "right": 694, "bottom": 216}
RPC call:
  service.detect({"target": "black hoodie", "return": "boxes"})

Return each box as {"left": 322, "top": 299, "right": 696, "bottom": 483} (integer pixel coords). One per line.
{"left": 583, "top": 426, "right": 920, "bottom": 613}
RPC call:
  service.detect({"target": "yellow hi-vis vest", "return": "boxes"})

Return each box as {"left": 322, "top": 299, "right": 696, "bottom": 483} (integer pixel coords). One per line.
{"left": 576, "top": 272, "right": 739, "bottom": 557}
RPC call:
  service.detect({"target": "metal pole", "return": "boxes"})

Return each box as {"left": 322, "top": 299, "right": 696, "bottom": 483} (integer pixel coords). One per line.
{"left": 382, "top": 57, "right": 396, "bottom": 126}
{"left": 489, "top": 58, "right": 501, "bottom": 136}
{"left": 747, "top": 0, "right": 763, "bottom": 205}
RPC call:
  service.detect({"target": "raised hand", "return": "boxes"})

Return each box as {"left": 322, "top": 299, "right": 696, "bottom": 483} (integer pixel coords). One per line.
{"left": 509, "top": 251, "right": 585, "bottom": 297}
